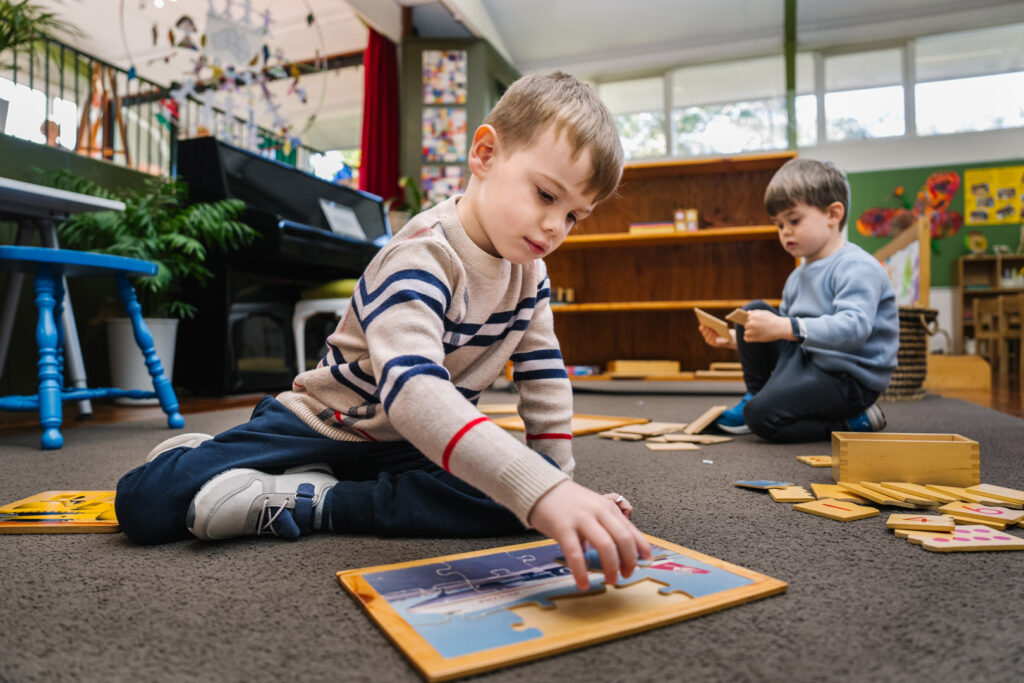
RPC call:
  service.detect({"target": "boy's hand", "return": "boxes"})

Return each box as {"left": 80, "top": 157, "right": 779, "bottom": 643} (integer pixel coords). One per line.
{"left": 604, "top": 491, "right": 633, "bottom": 518}
{"left": 529, "top": 480, "right": 653, "bottom": 591}
{"left": 742, "top": 310, "right": 797, "bottom": 342}
{"left": 698, "top": 324, "right": 737, "bottom": 350}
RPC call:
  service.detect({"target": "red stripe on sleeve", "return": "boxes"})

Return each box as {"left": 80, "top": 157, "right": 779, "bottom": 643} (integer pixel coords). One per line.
{"left": 526, "top": 433, "right": 573, "bottom": 441}
{"left": 442, "top": 416, "right": 491, "bottom": 471}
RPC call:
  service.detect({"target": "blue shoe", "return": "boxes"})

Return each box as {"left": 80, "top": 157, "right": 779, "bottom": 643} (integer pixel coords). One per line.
{"left": 715, "top": 393, "right": 753, "bottom": 434}
{"left": 844, "top": 403, "right": 887, "bottom": 432}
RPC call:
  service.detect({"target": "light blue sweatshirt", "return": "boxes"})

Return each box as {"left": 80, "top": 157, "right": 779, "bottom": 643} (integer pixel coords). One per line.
{"left": 780, "top": 242, "right": 899, "bottom": 392}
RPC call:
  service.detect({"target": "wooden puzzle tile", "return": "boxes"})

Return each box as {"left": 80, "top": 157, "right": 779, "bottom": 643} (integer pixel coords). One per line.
{"left": 925, "top": 485, "right": 1020, "bottom": 508}
{"left": 693, "top": 307, "right": 730, "bottom": 338}
{"left": 886, "top": 514, "right": 956, "bottom": 532}
{"left": 810, "top": 483, "right": 872, "bottom": 504}
{"left": 937, "top": 501, "right": 1024, "bottom": 526}
{"left": 769, "top": 486, "right": 815, "bottom": 503}
{"left": 724, "top": 308, "right": 749, "bottom": 326}
{"left": 796, "top": 455, "right": 832, "bottom": 467}
{"left": 919, "top": 527, "right": 1024, "bottom": 552}
{"left": 965, "top": 484, "right": 1024, "bottom": 507}
{"left": 616, "top": 422, "right": 688, "bottom": 437}
{"left": 895, "top": 527, "right": 955, "bottom": 544}
{"left": 657, "top": 434, "right": 732, "bottom": 444}
{"left": 944, "top": 513, "right": 1007, "bottom": 530}
{"left": 597, "top": 430, "right": 645, "bottom": 441}
{"left": 0, "top": 491, "right": 119, "bottom": 533}
{"left": 682, "top": 405, "right": 728, "bottom": 435}
{"left": 837, "top": 482, "right": 916, "bottom": 508}
{"left": 733, "top": 480, "right": 794, "bottom": 490}
{"left": 794, "top": 498, "right": 879, "bottom": 521}
{"left": 495, "top": 414, "right": 650, "bottom": 436}
{"left": 860, "top": 482, "right": 939, "bottom": 507}
{"left": 645, "top": 442, "right": 700, "bottom": 451}
{"left": 880, "top": 482, "right": 958, "bottom": 504}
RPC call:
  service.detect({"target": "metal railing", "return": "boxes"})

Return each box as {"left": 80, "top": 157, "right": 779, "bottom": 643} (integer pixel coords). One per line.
{"left": 0, "top": 36, "right": 322, "bottom": 177}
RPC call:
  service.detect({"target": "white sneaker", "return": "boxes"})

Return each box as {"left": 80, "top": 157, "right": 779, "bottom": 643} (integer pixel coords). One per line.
{"left": 146, "top": 433, "right": 214, "bottom": 462}
{"left": 186, "top": 465, "right": 338, "bottom": 540}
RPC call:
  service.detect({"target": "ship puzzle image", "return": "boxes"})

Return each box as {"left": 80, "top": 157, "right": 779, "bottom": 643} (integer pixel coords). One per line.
{"left": 338, "top": 534, "right": 787, "bottom": 681}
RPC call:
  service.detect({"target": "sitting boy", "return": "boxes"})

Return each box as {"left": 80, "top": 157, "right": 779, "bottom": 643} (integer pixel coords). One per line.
{"left": 698, "top": 158, "right": 898, "bottom": 443}
{"left": 115, "top": 70, "right": 651, "bottom": 590}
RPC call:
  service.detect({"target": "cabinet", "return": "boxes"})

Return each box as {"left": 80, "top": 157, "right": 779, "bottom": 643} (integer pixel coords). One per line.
{"left": 953, "top": 254, "right": 1024, "bottom": 353}
{"left": 543, "top": 152, "right": 797, "bottom": 376}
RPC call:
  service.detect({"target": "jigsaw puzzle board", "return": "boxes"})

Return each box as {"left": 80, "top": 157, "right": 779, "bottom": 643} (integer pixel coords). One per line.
{"left": 338, "top": 534, "right": 786, "bottom": 681}
{"left": 0, "top": 491, "right": 119, "bottom": 533}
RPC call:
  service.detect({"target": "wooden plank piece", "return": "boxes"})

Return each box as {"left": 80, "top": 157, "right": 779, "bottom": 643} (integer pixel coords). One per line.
{"left": 682, "top": 405, "right": 728, "bottom": 435}
{"left": 724, "top": 308, "right": 749, "bottom": 326}
{"left": 645, "top": 442, "right": 700, "bottom": 451}
{"left": 937, "top": 501, "right": 1024, "bottom": 526}
{"left": 886, "top": 513, "right": 956, "bottom": 532}
{"left": 794, "top": 498, "right": 879, "bottom": 521}
{"left": 769, "top": 486, "right": 815, "bottom": 503}
{"left": 693, "top": 307, "right": 730, "bottom": 338}
{"left": 965, "top": 484, "right": 1024, "bottom": 507}
{"left": 881, "top": 482, "right": 958, "bottom": 504}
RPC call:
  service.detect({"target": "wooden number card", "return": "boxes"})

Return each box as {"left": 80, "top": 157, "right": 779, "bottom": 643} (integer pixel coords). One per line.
{"left": 0, "top": 490, "right": 118, "bottom": 533}
{"left": 338, "top": 534, "right": 786, "bottom": 681}
{"left": 693, "top": 308, "right": 730, "bottom": 338}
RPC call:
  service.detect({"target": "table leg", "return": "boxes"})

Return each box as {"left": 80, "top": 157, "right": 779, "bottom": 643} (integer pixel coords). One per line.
{"left": 34, "top": 267, "right": 64, "bottom": 450}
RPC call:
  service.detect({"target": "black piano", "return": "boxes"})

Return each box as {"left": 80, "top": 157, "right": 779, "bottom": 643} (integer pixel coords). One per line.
{"left": 174, "top": 137, "right": 391, "bottom": 395}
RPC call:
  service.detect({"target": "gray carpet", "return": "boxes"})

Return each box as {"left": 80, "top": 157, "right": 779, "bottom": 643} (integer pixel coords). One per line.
{"left": 2, "top": 391, "right": 1023, "bottom": 683}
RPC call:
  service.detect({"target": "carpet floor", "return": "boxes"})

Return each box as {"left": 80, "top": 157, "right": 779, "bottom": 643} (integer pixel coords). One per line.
{"left": 1, "top": 390, "right": 1022, "bottom": 682}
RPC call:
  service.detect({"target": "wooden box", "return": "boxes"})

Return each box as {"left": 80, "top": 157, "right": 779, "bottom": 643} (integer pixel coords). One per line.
{"left": 831, "top": 432, "right": 980, "bottom": 486}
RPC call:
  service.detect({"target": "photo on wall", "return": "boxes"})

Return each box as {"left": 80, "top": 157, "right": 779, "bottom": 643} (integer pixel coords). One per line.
{"left": 422, "top": 107, "right": 467, "bottom": 163}
{"left": 422, "top": 49, "right": 468, "bottom": 105}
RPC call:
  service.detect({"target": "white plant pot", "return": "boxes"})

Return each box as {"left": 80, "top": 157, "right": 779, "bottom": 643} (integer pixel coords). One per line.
{"left": 106, "top": 317, "right": 179, "bottom": 406}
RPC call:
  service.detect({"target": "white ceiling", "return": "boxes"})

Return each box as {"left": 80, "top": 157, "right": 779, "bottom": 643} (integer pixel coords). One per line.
{"left": 37, "top": 0, "right": 1024, "bottom": 150}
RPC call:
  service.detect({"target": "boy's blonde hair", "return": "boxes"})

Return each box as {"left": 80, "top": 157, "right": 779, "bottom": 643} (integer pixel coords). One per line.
{"left": 765, "top": 158, "right": 850, "bottom": 228}
{"left": 484, "top": 70, "right": 623, "bottom": 203}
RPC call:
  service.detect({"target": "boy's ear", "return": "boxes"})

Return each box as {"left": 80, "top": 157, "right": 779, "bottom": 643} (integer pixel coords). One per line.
{"left": 827, "top": 201, "right": 845, "bottom": 227}
{"left": 468, "top": 124, "right": 498, "bottom": 176}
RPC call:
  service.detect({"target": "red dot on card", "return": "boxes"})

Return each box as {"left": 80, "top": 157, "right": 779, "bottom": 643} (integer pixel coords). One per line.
{"left": 994, "top": 535, "right": 1012, "bottom": 540}
{"left": 932, "top": 538, "right": 951, "bottom": 542}
{"left": 953, "top": 537, "right": 971, "bottom": 541}
{"left": 974, "top": 528, "right": 991, "bottom": 533}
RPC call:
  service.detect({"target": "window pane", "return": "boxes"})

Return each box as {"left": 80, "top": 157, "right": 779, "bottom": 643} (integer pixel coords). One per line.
{"left": 598, "top": 77, "right": 663, "bottom": 115}
{"left": 825, "top": 86, "right": 905, "bottom": 140}
{"left": 917, "top": 23, "right": 1024, "bottom": 82}
{"left": 672, "top": 99, "right": 786, "bottom": 156}
{"left": 916, "top": 71, "right": 1024, "bottom": 135}
{"left": 795, "top": 94, "right": 817, "bottom": 147}
{"left": 826, "top": 49, "right": 901, "bottom": 91}
{"left": 615, "top": 111, "right": 666, "bottom": 160}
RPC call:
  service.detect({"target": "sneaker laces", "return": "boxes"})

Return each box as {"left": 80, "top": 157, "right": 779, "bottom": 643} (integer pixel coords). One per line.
{"left": 256, "top": 497, "right": 300, "bottom": 539}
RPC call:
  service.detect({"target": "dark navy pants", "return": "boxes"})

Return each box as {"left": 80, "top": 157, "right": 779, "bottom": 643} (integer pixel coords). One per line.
{"left": 115, "top": 396, "right": 525, "bottom": 544}
{"left": 735, "top": 300, "right": 878, "bottom": 443}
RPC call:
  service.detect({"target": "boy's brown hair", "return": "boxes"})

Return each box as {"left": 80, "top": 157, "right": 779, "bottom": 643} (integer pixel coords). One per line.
{"left": 765, "top": 158, "right": 850, "bottom": 228}
{"left": 484, "top": 70, "right": 623, "bottom": 203}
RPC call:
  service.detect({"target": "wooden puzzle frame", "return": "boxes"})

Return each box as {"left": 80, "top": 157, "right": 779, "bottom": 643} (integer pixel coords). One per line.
{"left": 338, "top": 534, "right": 786, "bottom": 681}
{"left": 0, "top": 491, "right": 119, "bottom": 533}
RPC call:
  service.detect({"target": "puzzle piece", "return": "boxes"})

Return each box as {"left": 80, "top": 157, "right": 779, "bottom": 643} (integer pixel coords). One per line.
{"left": 919, "top": 527, "right": 1024, "bottom": 552}
{"left": 925, "top": 485, "right": 1020, "bottom": 508}
{"left": 0, "top": 490, "right": 119, "bottom": 533}
{"left": 615, "top": 421, "right": 688, "bottom": 437}
{"left": 769, "top": 486, "right": 815, "bottom": 503}
{"left": 683, "top": 405, "right": 728, "bottom": 435}
{"left": 734, "top": 480, "right": 794, "bottom": 490}
{"left": 944, "top": 513, "right": 1007, "bottom": 530}
{"left": 810, "top": 483, "right": 872, "bottom": 504}
{"left": 965, "top": 484, "right": 1024, "bottom": 507}
{"left": 693, "top": 307, "right": 729, "bottom": 338}
{"left": 860, "top": 482, "right": 939, "bottom": 507}
{"left": 724, "top": 308, "right": 749, "bottom": 326}
{"left": 886, "top": 513, "right": 956, "bottom": 532}
{"left": 597, "top": 430, "right": 645, "bottom": 441}
{"left": 937, "top": 501, "right": 1024, "bottom": 526}
{"left": 794, "top": 498, "right": 879, "bottom": 521}
{"left": 837, "top": 482, "right": 916, "bottom": 509}
{"left": 796, "top": 455, "right": 832, "bottom": 467}
{"left": 652, "top": 434, "right": 732, "bottom": 444}
{"left": 881, "top": 482, "right": 958, "bottom": 504}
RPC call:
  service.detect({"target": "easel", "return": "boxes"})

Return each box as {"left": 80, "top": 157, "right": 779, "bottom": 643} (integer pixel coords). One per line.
{"left": 75, "top": 63, "right": 132, "bottom": 166}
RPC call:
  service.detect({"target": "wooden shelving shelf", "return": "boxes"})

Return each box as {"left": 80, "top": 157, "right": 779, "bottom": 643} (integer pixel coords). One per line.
{"left": 559, "top": 225, "right": 778, "bottom": 250}
{"left": 551, "top": 298, "right": 782, "bottom": 313}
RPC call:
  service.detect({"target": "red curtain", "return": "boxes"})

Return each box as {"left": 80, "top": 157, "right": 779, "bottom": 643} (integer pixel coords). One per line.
{"left": 358, "top": 27, "right": 401, "bottom": 205}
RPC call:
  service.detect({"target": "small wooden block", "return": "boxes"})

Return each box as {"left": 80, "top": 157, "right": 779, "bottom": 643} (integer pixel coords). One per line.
{"left": 926, "top": 484, "right": 1021, "bottom": 508}
{"left": 937, "top": 501, "right": 1024, "bottom": 526}
{"left": 724, "top": 308, "right": 749, "bottom": 326}
{"left": 597, "top": 430, "right": 645, "bottom": 441}
{"left": 769, "top": 486, "right": 815, "bottom": 503}
{"left": 682, "top": 405, "right": 728, "bottom": 435}
{"left": 734, "top": 480, "right": 794, "bottom": 490}
{"left": 658, "top": 434, "right": 733, "bottom": 444}
{"left": 860, "top": 482, "right": 939, "bottom": 507}
{"left": 810, "top": 483, "right": 872, "bottom": 504}
{"left": 886, "top": 513, "right": 956, "bottom": 532}
{"left": 615, "top": 421, "right": 688, "bottom": 437}
{"left": 709, "top": 362, "right": 742, "bottom": 371}
{"left": 966, "top": 483, "right": 1024, "bottom": 507}
{"left": 645, "top": 442, "right": 700, "bottom": 451}
{"left": 694, "top": 370, "right": 745, "bottom": 379}
{"left": 837, "top": 482, "right": 916, "bottom": 508}
{"left": 693, "top": 307, "right": 730, "bottom": 338}
{"left": 919, "top": 526, "right": 1024, "bottom": 552}
{"left": 794, "top": 498, "right": 879, "bottom": 521}
{"left": 881, "top": 482, "right": 959, "bottom": 504}
{"left": 606, "top": 359, "right": 681, "bottom": 376}
{"left": 945, "top": 513, "right": 1007, "bottom": 530}
{"left": 796, "top": 455, "right": 833, "bottom": 467}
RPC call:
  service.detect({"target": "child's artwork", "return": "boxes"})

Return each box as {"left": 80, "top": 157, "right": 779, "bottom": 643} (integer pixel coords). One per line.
{"left": 0, "top": 491, "right": 119, "bottom": 533}
{"left": 421, "top": 165, "right": 465, "bottom": 207}
{"left": 338, "top": 535, "right": 786, "bottom": 681}
{"left": 422, "top": 50, "right": 468, "bottom": 105}
{"left": 964, "top": 166, "right": 1024, "bottom": 225}
{"left": 422, "top": 108, "right": 467, "bottom": 163}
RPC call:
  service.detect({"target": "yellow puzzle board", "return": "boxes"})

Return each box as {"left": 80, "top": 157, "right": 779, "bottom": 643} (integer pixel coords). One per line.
{"left": 0, "top": 490, "right": 119, "bottom": 533}
{"left": 338, "top": 534, "right": 786, "bottom": 681}
{"left": 493, "top": 414, "right": 649, "bottom": 436}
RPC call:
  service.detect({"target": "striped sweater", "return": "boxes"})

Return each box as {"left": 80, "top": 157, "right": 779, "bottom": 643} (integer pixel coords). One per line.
{"left": 277, "top": 196, "right": 574, "bottom": 525}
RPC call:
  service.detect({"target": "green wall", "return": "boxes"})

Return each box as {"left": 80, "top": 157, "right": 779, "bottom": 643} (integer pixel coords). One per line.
{"left": 848, "top": 158, "right": 1024, "bottom": 287}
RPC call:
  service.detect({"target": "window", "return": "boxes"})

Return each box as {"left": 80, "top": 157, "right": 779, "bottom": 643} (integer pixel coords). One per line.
{"left": 0, "top": 77, "right": 77, "bottom": 149}
{"left": 824, "top": 49, "right": 904, "bottom": 140}
{"left": 598, "top": 77, "right": 666, "bottom": 160}
{"left": 915, "top": 23, "right": 1024, "bottom": 135}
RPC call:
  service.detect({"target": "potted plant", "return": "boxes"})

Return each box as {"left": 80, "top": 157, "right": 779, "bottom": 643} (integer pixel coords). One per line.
{"left": 50, "top": 170, "right": 257, "bottom": 401}
{"left": 385, "top": 176, "right": 426, "bottom": 232}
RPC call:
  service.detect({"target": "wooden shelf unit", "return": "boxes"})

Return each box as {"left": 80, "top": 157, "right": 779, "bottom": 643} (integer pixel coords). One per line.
{"left": 953, "top": 253, "right": 1024, "bottom": 353}
{"left": 544, "top": 152, "right": 797, "bottom": 371}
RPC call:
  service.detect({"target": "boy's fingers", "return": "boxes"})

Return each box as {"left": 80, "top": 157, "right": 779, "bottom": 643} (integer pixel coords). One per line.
{"left": 583, "top": 522, "right": 622, "bottom": 587}
{"left": 559, "top": 534, "right": 590, "bottom": 591}
{"left": 604, "top": 508, "right": 641, "bottom": 578}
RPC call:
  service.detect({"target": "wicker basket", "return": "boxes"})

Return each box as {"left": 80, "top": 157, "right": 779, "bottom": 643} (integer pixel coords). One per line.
{"left": 880, "top": 307, "right": 939, "bottom": 402}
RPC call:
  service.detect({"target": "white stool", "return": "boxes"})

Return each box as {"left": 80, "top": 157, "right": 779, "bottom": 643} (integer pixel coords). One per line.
{"left": 292, "top": 278, "right": 358, "bottom": 373}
